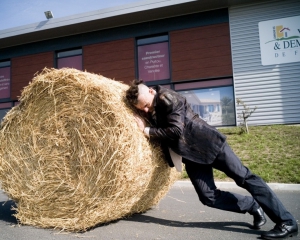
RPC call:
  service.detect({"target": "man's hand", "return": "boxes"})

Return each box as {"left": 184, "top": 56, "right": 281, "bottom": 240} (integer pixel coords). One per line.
{"left": 134, "top": 115, "right": 146, "bottom": 132}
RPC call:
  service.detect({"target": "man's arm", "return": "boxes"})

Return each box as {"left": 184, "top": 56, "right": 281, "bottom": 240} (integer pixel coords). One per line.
{"left": 149, "top": 91, "right": 185, "bottom": 141}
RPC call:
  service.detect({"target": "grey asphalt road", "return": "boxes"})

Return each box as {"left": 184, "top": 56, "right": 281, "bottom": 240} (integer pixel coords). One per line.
{"left": 0, "top": 182, "right": 299, "bottom": 240}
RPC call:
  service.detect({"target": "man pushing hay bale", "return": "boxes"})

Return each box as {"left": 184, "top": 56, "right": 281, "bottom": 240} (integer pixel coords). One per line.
{"left": 0, "top": 68, "right": 178, "bottom": 232}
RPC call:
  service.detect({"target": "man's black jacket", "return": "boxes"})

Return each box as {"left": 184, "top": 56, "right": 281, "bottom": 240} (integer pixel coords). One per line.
{"left": 149, "top": 85, "right": 227, "bottom": 167}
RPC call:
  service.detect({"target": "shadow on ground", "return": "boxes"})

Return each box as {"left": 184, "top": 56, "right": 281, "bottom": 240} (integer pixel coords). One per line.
{"left": 0, "top": 200, "right": 18, "bottom": 224}
{"left": 124, "top": 214, "right": 264, "bottom": 237}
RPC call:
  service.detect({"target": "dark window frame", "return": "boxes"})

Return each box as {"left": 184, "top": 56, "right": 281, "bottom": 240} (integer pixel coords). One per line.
{"left": 176, "top": 80, "right": 236, "bottom": 127}
{"left": 136, "top": 34, "right": 171, "bottom": 84}
{"left": 148, "top": 76, "right": 236, "bottom": 127}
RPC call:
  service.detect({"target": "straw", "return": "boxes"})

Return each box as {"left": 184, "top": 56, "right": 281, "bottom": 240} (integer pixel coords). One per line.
{"left": 0, "top": 68, "right": 178, "bottom": 232}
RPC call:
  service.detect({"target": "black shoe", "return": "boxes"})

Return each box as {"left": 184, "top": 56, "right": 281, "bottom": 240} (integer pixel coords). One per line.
{"left": 261, "top": 223, "right": 298, "bottom": 239}
{"left": 252, "top": 207, "right": 267, "bottom": 229}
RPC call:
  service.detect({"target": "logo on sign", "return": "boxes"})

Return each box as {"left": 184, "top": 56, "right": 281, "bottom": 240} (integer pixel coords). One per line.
{"left": 265, "top": 25, "right": 300, "bottom": 52}
{"left": 259, "top": 16, "right": 300, "bottom": 65}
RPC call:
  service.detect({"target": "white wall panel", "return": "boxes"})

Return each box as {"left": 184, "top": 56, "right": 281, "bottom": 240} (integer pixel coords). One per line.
{"left": 229, "top": 0, "right": 300, "bottom": 126}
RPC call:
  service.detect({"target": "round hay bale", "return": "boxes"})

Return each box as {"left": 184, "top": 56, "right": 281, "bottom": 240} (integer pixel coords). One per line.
{"left": 0, "top": 68, "right": 178, "bottom": 232}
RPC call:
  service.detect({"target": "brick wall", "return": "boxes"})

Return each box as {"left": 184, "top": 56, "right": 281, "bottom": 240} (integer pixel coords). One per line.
{"left": 83, "top": 38, "right": 135, "bottom": 85}
{"left": 9, "top": 24, "right": 232, "bottom": 100}
{"left": 11, "top": 52, "right": 53, "bottom": 100}
{"left": 170, "top": 23, "right": 232, "bottom": 81}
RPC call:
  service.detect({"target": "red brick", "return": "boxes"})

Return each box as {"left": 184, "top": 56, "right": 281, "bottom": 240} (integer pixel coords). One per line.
{"left": 170, "top": 23, "right": 232, "bottom": 81}
{"left": 11, "top": 52, "right": 53, "bottom": 100}
{"left": 84, "top": 38, "right": 135, "bottom": 83}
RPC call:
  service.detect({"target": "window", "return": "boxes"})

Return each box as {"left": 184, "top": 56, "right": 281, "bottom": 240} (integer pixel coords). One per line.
{"left": 0, "top": 61, "right": 11, "bottom": 101}
{"left": 137, "top": 35, "right": 170, "bottom": 84}
{"left": 175, "top": 78, "right": 235, "bottom": 126}
{"left": 0, "top": 61, "right": 12, "bottom": 122}
{"left": 56, "top": 49, "right": 82, "bottom": 70}
{"left": 0, "top": 102, "right": 12, "bottom": 122}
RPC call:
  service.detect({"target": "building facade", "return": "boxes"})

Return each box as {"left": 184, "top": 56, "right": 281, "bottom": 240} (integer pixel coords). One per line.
{"left": 0, "top": 0, "right": 299, "bottom": 126}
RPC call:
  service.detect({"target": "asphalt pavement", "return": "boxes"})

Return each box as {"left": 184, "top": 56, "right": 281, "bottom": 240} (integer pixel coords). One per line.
{"left": 0, "top": 181, "right": 299, "bottom": 240}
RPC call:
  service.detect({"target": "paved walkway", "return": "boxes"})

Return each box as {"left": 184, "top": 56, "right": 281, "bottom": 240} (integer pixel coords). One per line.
{"left": 0, "top": 182, "right": 299, "bottom": 240}
{"left": 175, "top": 180, "right": 300, "bottom": 191}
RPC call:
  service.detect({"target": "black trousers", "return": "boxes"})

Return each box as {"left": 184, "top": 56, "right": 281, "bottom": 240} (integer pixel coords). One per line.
{"left": 184, "top": 142, "right": 295, "bottom": 224}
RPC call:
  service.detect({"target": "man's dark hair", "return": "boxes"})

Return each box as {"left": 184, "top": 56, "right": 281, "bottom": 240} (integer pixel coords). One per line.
{"left": 126, "top": 79, "right": 143, "bottom": 106}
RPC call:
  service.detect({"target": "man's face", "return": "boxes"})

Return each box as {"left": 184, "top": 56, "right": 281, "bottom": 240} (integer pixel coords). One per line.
{"left": 135, "top": 88, "right": 155, "bottom": 113}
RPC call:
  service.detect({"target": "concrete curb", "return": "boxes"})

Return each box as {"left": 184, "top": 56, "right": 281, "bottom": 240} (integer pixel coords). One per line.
{"left": 174, "top": 180, "right": 300, "bottom": 191}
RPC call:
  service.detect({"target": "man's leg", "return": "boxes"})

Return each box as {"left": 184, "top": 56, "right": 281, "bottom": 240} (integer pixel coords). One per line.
{"left": 184, "top": 160, "right": 259, "bottom": 214}
{"left": 212, "top": 142, "right": 298, "bottom": 239}
{"left": 212, "top": 143, "right": 295, "bottom": 224}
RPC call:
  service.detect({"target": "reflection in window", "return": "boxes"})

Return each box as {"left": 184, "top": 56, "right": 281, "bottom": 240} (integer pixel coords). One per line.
{"left": 137, "top": 35, "right": 170, "bottom": 82}
{"left": 0, "top": 102, "right": 12, "bottom": 122}
{"left": 178, "top": 86, "right": 235, "bottom": 126}
{"left": 56, "top": 49, "right": 82, "bottom": 70}
{"left": 0, "top": 61, "right": 11, "bottom": 100}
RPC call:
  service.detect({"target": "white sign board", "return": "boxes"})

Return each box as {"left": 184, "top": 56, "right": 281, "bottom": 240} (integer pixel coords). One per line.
{"left": 258, "top": 15, "right": 300, "bottom": 66}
